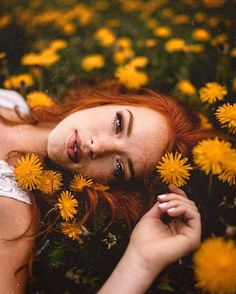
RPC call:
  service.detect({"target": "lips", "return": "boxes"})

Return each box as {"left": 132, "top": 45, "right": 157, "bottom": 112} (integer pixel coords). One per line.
{"left": 67, "top": 131, "right": 82, "bottom": 163}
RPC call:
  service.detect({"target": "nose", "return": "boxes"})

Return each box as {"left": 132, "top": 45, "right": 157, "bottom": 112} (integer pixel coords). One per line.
{"left": 87, "top": 136, "right": 117, "bottom": 159}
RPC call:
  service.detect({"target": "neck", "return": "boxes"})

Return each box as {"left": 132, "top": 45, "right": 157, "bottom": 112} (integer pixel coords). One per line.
{"left": 8, "top": 123, "right": 53, "bottom": 157}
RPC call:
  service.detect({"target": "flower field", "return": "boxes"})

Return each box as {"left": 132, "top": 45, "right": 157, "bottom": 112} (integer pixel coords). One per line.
{"left": 1, "top": 0, "right": 236, "bottom": 293}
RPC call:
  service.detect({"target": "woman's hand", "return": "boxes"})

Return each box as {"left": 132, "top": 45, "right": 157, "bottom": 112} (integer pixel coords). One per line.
{"left": 99, "top": 185, "right": 201, "bottom": 294}
{"left": 128, "top": 184, "right": 201, "bottom": 275}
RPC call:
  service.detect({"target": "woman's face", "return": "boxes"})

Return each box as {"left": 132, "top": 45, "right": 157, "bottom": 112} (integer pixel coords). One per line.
{"left": 47, "top": 105, "right": 170, "bottom": 183}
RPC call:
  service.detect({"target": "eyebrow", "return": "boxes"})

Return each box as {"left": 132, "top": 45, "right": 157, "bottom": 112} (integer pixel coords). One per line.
{"left": 127, "top": 109, "right": 133, "bottom": 137}
{"left": 125, "top": 109, "right": 135, "bottom": 179}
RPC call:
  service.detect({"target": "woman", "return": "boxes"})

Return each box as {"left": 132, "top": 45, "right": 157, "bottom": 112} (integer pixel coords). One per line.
{"left": 0, "top": 82, "right": 205, "bottom": 293}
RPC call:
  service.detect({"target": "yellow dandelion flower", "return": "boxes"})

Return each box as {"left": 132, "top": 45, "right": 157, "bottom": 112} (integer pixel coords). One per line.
{"left": 192, "top": 137, "right": 233, "bottom": 175}
{"left": 233, "top": 77, "right": 236, "bottom": 91}
{"left": 94, "top": 27, "right": 116, "bottom": 47}
{"left": 63, "top": 23, "right": 76, "bottom": 35}
{"left": 115, "top": 64, "right": 149, "bottom": 89}
{"left": 192, "top": 28, "right": 211, "bottom": 42}
{"left": 113, "top": 48, "right": 134, "bottom": 65}
{"left": 49, "top": 39, "right": 68, "bottom": 51}
{"left": 207, "top": 16, "right": 220, "bottom": 27}
{"left": 22, "top": 50, "right": 60, "bottom": 67}
{"left": 70, "top": 174, "right": 93, "bottom": 192}
{"left": 145, "top": 18, "right": 159, "bottom": 29}
{"left": 0, "top": 52, "right": 6, "bottom": 59}
{"left": 216, "top": 103, "right": 236, "bottom": 134}
{"left": 37, "top": 170, "right": 63, "bottom": 195}
{"left": 193, "top": 238, "right": 236, "bottom": 294}
{"left": 172, "top": 14, "right": 190, "bottom": 25}
{"left": 154, "top": 26, "right": 171, "bottom": 38}
{"left": 71, "top": 4, "right": 93, "bottom": 26}
{"left": 156, "top": 152, "right": 193, "bottom": 187}
{"left": 177, "top": 80, "right": 196, "bottom": 96}
{"left": 26, "top": 91, "right": 54, "bottom": 108}
{"left": 145, "top": 38, "right": 157, "bottom": 48}
{"left": 81, "top": 54, "right": 105, "bottom": 71}
{"left": 21, "top": 53, "right": 41, "bottom": 66}
{"left": 116, "top": 37, "right": 132, "bottom": 49}
{"left": 93, "top": 183, "right": 110, "bottom": 192}
{"left": 218, "top": 151, "right": 236, "bottom": 186}
{"left": 198, "top": 113, "right": 213, "bottom": 129}
{"left": 199, "top": 82, "right": 227, "bottom": 104}
{"left": 39, "top": 49, "right": 60, "bottom": 67}
{"left": 57, "top": 191, "right": 78, "bottom": 221}
{"left": 184, "top": 44, "right": 204, "bottom": 53}
{"left": 202, "top": 0, "right": 226, "bottom": 8}
{"left": 211, "top": 34, "right": 227, "bottom": 47}
{"left": 161, "top": 8, "right": 174, "bottom": 18}
{"left": 120, "top": 1, "right": 142, "bottom": 12}
{"left": 14, "top": 154, "right": 43, "bottom": 190}
{"left": 194, "top": 12, "right": 207, "bottom": 23}
{"left": 230, "top": 48, "right": 236, "bottom": 58}
{"left": 3, "top": 74, "right": 34, "bottom": 89}
{"left": 165, "top": 38, "right": 186, "bottom": 53}
{"left": 129, "top": 56, "right": 148, "bottom": 68}
{"left": 61, "top": 221, "right": 84, "bottom": 242}
{"left": 0, "top": 15, "right": 11, "bottom": 28}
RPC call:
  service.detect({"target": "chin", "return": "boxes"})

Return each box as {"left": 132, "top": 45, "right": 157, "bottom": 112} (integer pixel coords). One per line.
{"left": 47, "top": 142, "right": 63, "bottom": 165}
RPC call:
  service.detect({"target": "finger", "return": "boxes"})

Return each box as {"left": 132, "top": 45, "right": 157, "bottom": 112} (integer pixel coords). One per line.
{"left": 168, "top": 184, "right": 187, "bottom": 198}
{"left": 143, "top": 201, "right": 164, "bottom": 219}
{"left": 158, "top": 200, "right": 198, "bottom": 214}
{"left": 157, "top": 193, "right": 196, "bottom": 207}
{"left": 166, "top": 203, "right": 201, "bottom": 232}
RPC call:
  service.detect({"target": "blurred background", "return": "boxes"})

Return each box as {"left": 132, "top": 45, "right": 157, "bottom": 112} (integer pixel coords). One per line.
{"left": 0, "top": 0, "right": 236, "bottom": 293}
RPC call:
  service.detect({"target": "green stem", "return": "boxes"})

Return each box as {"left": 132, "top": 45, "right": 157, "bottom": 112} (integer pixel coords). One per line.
{"left": 208, "top": 173, "right": 213, "bottom": 199}
{"left": 43, "top": 206, "right": 57, "bottom": 222}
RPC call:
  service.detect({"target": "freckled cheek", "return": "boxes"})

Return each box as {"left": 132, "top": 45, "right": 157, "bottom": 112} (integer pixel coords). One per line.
{"left": 132, "top": 153, "right": 147, "bottom": 177}
{"left": 88, "top": 120, "right": 110, "bottom": 135}
{"left": 79, "top": 158, "right": 113, "bottom": 182}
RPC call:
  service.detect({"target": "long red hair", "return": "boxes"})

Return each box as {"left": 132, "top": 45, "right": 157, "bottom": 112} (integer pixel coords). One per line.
{"left": 28, "top": 80, "right": 211, "bottom": 228}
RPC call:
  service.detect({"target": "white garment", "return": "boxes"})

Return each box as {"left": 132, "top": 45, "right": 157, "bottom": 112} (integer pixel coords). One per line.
{"left": 0, "top": 88, "right": 30, "bottom": 114}
{"left": 0, "top": 160, "right": 31, "bottom": 205}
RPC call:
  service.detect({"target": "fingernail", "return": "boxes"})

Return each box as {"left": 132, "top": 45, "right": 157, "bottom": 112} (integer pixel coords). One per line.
{"left": 167, "top": 207, "right": 176, "bottom": 212}
{"left": 158, "top": 202, "right": 168, "bottom": 208}
{"left": 158, "top": 194, "right": 167, "bottom": 199}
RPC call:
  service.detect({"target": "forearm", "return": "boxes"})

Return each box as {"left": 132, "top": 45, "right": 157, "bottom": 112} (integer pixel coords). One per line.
{"left": 98, "top": 246, "right": 163, "bottom": 294}
{"left": 0, "top": 271, "right": 26, "bottom": 294}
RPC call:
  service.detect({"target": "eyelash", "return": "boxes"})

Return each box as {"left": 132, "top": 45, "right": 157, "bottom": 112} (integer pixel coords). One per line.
{"left": 114, "top": 159, "right": 124, "bottom": 178}
{"left": 113, "top": 112, "right": 123, "bottom": 134}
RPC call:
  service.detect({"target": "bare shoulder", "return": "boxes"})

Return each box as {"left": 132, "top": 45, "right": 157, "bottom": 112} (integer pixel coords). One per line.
{"left": 0, "top": 197, "right": 38, "bottom": 291}
{"left": 0, "top": 196, "right": 39, "bottom": 269}
{"left": 0, "top": 196, "right": 37, "bottom": 239}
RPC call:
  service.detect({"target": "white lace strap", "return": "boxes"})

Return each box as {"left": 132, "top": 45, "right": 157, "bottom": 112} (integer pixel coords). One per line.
{"left": 0, "top": 160, "right": 31, "bottom": 205}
